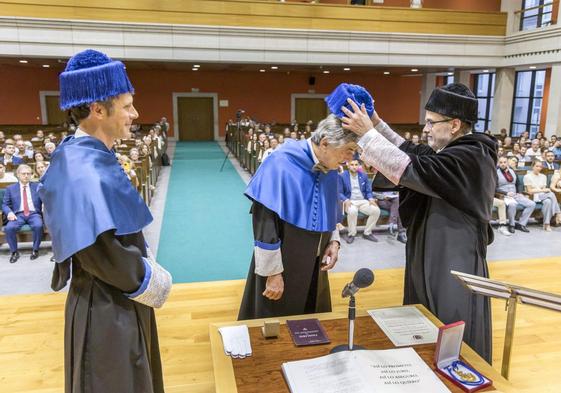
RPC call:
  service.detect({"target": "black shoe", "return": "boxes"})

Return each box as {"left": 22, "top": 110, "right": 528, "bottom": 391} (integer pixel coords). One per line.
{"left": 9, "top": 252, "right": 19, "bottom": 264}
{"left": 346, "top": 235, "right": 355, "bottom": 244}
{"left": 30, "top": 250, "right": 39, "bottom": 260}
{"left": 508, "top": 225, "right": 515, "bottom": 234}
{"left": 517, "top": 225, "right": 530, "bottom": 233}
{"left": 362, "top": 233, "right": 379, "bottom": 242}
{"left": 396, "top": 232, "right": 407, "bottom": 244}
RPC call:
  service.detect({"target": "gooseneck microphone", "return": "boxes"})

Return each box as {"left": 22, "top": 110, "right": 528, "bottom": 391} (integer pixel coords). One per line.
{"left": 342, "top": 268, "right": 375, "bottom": 298}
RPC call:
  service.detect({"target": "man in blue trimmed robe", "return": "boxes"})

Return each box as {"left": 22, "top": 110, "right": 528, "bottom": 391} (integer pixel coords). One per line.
{"left": 238, "top": 114, "right": 360, "bottom": 320}
{"left": 39, "top": 49, "right": 171, "bottom": 393}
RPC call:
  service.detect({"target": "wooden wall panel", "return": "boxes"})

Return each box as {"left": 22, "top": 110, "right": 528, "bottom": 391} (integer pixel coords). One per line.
{"left": 0, "top": 0, "right": 507, "bottom": 36}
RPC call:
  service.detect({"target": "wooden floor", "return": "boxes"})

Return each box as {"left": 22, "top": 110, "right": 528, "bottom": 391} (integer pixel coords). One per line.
{"left": 1, "top": 257, "right": 561, "bottom": 393}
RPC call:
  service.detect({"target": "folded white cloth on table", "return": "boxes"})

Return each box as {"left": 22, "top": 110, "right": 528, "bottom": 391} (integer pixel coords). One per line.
{"left": 218, "top": 325, "right": 252, "bottom": 359}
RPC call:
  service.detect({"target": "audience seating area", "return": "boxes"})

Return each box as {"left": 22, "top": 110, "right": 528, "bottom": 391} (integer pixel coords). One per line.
{"left": 0, "top": 119, "right": 169, "bottom": 250}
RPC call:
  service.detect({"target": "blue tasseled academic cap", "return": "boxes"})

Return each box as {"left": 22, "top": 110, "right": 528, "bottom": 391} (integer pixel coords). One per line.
{"left": 59, "top": 49, "right": 134, "bottom": 110}
{"left": 325, "top": 83, "right": 374, "bottom": 118}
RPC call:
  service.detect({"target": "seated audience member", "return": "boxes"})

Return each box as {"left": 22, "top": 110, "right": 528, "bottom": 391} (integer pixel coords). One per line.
{"left": 283, "top": 127, "right": 291, "bottom": 139}
{"left": 339, "top": 160, "right": 380, "bottom": 243}
{"left": 403, "top": 131, "right": 411, "bottom": 141}
{"left": 119, "top": 155, "right": 139, "bottom": 188}
{"left": 498, "top": 128, "right": 508, "bottom": 141}
{"left": 44, "top": 142, "right": 56, "bottom": 159}
{"left": 550, "top": 170, "right": 561, "bottom": 195}
{"left": 0, "top": 142, "right": 24, "bottom": 165}
{"left": 14, "top": 140, "right": 26, "bottom": 158}
{"left": 421, "top": 129, "right": 429, "bottom": 143}
{"left": 0, "top": 163, "right": 17, "bottom": 183}
{"left": 374, "top": 190, "right": 407, "bottom": 243}
{"left": 411, "top": 134, "right": 420, "bottom": 145}
{"left": 31, "top": 130, "right": 44, "bottom": 142}
{"left": 257, "top": 139, "right": 271, "bottom": 163}
{"left": 496, "top": 156, "right": 536, "bottom": 233}
{"left": 497, "top": 147, "right": 504, "bottom": 157}
{"left": 33, "top": 161, "right": 48, "bottom": 180}
{"left": 129, "top": 148, "right": 140, "bottom": 161}
{"left": 543, "top": 151, "right": 560, "bottom": 170}
{"left": 299, "top": 134, "right": 306, "bottom": 140}
{"left": 0, "top": 131, "right": 5, "bottom": 140}
{"left": 278, "top": 135, "right": 285, "bottom": 144}
{"left": 289, "top": 131, "right": 298, "bottom": 140}
{"left": 2, "top": 165, "right": 43, "bottom": 263}
{"left": 524, "top": 160, "right": 561, "bottom": 231}
{"left": 503, "top": 136, "right": 512, "bottom": 148}
{"left": 261, "top": 138, "right": 279, "bottom": 162}
{"left": 23, "top": 142, "right": 35, "bottom": 160}
{"left": 508, "top": 156, "right": 519, "bottom": 169}
{"left": 521, "top": 131, "right": 530, "bottom": 140}
{"left": 525, "top": 139, "right": 542, "bottom": 160}
{"left": 33, "top": 151, "right": 46, "bottom": 163}
{"left": 508, "top": 143, "right": 521, "bottom": 157}
{"left": 518, "top": 146, "right": 529, "bottom": 165}
{"left": 12, "top": 134, "right": 23, "bottom": 142}
{"left": 492, "top": 197, "right": 511, "bottom": 236}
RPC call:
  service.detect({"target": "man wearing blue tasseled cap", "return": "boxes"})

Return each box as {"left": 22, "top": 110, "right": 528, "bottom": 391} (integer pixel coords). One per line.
{"left": 337, "top": 82, "right": 496, "bottom": 364}
{"left": 39, "top": 49, "right": 171, "bottom": 393}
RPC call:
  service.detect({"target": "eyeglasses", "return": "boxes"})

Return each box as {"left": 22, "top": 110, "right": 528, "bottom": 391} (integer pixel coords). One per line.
{"left": 425, "top": 118, "right": 453, "bottom": 130}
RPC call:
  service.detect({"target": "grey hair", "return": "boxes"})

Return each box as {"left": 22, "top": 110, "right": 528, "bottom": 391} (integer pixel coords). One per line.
{"left": 310, "top": 114, "right": 359, "bottom": 147}
{"left": 16, "top": 164, "right": 32, "bottom": 175}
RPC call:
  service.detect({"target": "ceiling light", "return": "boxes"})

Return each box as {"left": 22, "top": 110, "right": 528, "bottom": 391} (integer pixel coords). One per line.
{"left": 529, "top": 66, "right": 537, "bottom": 69}
{"left": 343, "top": 67, "right": 350, "bottom": 71}
{"left": 483, "top": 69, "right": 489, "bottom": 73}
{"left": 193, "top": 64, "right": 200, "bottom": 68}
{"left": 383, "top": 71, "right": 390, "bottom": 75}
{"left": 19, "top": 60, "right": 28, "bottom": 64}
{"left": 271, "top": 66, "right": 278, "bottom": 70}
{"left": 42, "top": 64, "right": 50, "bottom": 68}
{"left": 323, "top": 70, "right": 330, "bottom": 74}
{"left": 411, "top": 68, "right": 418, "bottom": 72}
{"left": 259, "top": 69, "right": 266, "bottom": 72}
{"left": 192, "top": 68, "right": 198, "bottom": 71}
{"left": 447, "top": 72, "right": 454, "bottom": 75}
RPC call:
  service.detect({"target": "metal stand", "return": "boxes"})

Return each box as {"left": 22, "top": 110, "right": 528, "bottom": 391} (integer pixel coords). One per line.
{"left": 451, "top": 270, "right": 561, "bottom": 380}
{"left": 219, "top": 120, "right": 239, "bottom": 172}
{"left": 330, "top": 296, "right": 365, "bottom": 353}
{"left": 501, "top": 294, "right": 518, "bottom": 379}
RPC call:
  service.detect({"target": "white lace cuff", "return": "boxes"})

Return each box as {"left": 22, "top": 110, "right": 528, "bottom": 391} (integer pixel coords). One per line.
{"left": 125, "top": 256, "right": 172, "bottom": 309}
{"left": 254, "top": 241, "right": 283, "bottom": 277}
{"left": 358, "top": 129, "right": 411, "bottom": 185}
{"left": 375, "top": 121, "right": 405, "bottom": 146}
{"left": 329, "top": 229, "right": 341, "bottom": 244}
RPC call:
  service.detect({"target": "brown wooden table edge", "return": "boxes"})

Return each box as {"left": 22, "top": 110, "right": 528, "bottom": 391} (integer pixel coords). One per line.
{"left": 210, "top": 305, "right": 514, "bottom": 393}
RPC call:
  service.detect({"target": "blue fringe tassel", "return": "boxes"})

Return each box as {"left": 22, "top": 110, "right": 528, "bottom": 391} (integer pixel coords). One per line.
{"left": 325, "top": 83, "right": 374, "bottom": 118}
{"left": 59, "top": 60, "right": 134, "bottom": 110}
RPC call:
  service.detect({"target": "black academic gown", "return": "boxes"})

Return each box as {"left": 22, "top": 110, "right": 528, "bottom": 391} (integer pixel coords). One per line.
{"left": 52, "top": 230, "right": 165, "bottom": 393}
{"left": 238, "top": 202, "right": 332, "bottom": 320}
{"left": 373, "top": 133, "right": 497, "bottom": 363}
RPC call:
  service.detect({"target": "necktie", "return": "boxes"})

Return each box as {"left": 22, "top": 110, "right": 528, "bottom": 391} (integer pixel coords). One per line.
{"left": 23, "top": 185, "right": 30, "bottom": 217}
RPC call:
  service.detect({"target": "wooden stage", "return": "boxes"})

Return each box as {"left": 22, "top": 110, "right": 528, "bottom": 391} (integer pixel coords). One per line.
{"left": 1, "top": 256, "right": 560, "bottom": 393}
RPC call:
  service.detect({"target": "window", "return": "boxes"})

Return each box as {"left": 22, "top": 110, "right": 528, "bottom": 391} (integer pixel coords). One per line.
{"left": 473, "top": 73, "right": 495, "bottom": 133}
{"left": 443, "top": 75, "right": 454, "bottom": 85}
{"left": 520, "top": 0, "right": 554, "bottom": 31}
{"left": 510, "top": 70, "right": 546, "bottom": 137}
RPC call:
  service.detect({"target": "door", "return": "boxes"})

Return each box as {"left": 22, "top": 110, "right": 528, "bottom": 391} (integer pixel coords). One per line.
{"left": 177, "top": 97, "right": 214, "bottom": 141}
{"left": 295, "top": 98, "right": 328, "bottom": 125}
{"left": 45, "top": 95, "right": 66, "bottom": 125}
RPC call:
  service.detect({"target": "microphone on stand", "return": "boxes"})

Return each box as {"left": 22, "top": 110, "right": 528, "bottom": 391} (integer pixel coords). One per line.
{"left": 331, "top": 268, "right": 375, "bottom": 353}
{"left": 342, "top": 268, "right": 375, "bottom": 298}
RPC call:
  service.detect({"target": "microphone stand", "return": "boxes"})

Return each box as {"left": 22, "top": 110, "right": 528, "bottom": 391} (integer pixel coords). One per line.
{"left": 330, "top": 295, "right": 365, "bottom": 353}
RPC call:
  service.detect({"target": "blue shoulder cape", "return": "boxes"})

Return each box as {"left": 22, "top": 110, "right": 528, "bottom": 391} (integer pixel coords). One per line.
{"left": 39, "top": 136, "right": 153, "bottom": 263}
{"left": 245, "top": 139, "right": 340, "bottom": 232}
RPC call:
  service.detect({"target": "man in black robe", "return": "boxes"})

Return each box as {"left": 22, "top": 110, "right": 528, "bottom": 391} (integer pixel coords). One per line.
{"left": 341, "top": 83, "right": 497, "bottom": 363}
{"left": 238, "top": 113, "right": 361, "bottom": 320}
{"left": 39, "top": 49, "right": 172, "bottom": 393}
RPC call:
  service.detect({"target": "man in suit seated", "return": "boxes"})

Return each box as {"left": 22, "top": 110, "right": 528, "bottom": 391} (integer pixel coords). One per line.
{"left": 339, "top": 159, "right": 380, "bottom": 243}
{"left": 496, "top": 156, "right": 536, "bottom": 233}
{"left": 2, "top": 164, "right": 43, "bottom": 263}
{"left": 543, "top": 151, "right": 560, "bottom": 170}
{"left": 0, "top": 142, "right": 24, "bottom": 166}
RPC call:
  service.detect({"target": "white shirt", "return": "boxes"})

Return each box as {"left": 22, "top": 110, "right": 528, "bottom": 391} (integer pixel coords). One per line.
{"left": 18, "top": 183, "right": 36, "bottom": 213}
{"left": 74, "top": 128, "right": 89, "bottom": 138}
{"left": 349, "top": 173, "right": 364, "bottom": 200}
{"left": 0, "top": 172, "right": 17, "bottom": 183}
